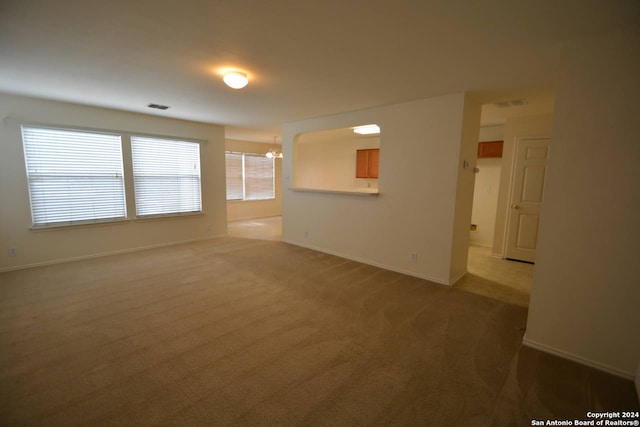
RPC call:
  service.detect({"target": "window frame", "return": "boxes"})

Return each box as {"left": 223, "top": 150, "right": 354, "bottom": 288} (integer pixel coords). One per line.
{"left": 21, "top": 125, "right": 128, "bottom": 228}
{"left": 131, "top": 135, "right": 203, "bottom": 218}
{"left": 20, "top": 124, "right": 207, "bottom": 229}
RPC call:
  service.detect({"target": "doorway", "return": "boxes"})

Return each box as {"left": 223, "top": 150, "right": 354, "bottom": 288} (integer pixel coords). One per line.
{"left": 461, "top": 125, "right": 551, "bottom": 306}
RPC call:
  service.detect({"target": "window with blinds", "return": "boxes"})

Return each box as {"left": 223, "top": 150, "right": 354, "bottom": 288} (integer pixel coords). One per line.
{"left": 21, "top": 126, "right": 127, "bottom": 227}
{"left": 225, "top": 152, "right": 275, "bottom": 201}
{"left": 131, "top": 136, "right": 202, "bottom": 217}
{"left": 225, "top": 153, "right": 243, "bottom": 200}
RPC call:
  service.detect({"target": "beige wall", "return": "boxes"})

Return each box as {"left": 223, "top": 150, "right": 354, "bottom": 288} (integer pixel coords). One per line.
{"left": 492, "top": 114, "right": 553, "bottom": 256}
{"left": 449, "top": 94, "right": 482, "bottom": 282}
{"left": 0, "top": 93, "right": 227, "bottom": 271}
{"left": 225, "top": 139, "right": 282, "bottom": 222}
{"left": 282, "top": 93, "right": 480, "bottom": 285}
{"left": 525, "top": 28, "right": 640, "bottom": 378}
{"left": 471, "top": 158, "right": 501, "bottom": 247}
{"left": 295, "top": 133, "right": 379, "bottom": 191}
{"left": 470, "top": 125, "right": 505, "bottom": 248}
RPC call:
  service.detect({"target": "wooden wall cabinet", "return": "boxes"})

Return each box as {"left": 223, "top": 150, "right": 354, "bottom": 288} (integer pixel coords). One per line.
{"left": 478, "top": 140, "right": 503, "bottom": 158}
{"left": 356, "top": 148, "right": 379, "bottom": 178}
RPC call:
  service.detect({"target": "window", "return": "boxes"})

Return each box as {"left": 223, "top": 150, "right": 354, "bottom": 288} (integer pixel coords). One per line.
{"left": 225, "top": 152, "right": 275, "bottom": 201}
{"left": 131, "top": 136, "right": 202, "bottom": 217}
{"left": 21, "top": 126, "right": 126, "bottom": 227}
{"left": 225, "top": 153, "right": 243, "bottom": 200}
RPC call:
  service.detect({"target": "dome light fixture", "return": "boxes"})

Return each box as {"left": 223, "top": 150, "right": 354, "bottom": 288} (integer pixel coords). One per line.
{"left": 223, "top": 71, "right": 248, "bottom": 89}
{"left": 353, "top": 124, "right": 380, "bottom": 135}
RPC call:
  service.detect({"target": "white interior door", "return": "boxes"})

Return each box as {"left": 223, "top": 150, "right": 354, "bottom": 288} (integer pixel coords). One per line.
{"left": 505, "top": 137, "right": 550, "bottom": 263}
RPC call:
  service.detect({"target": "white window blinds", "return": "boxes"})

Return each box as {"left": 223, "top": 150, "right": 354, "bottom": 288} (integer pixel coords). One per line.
{"left": 225, "top": 152, "right": 275, "bottom": 201}
{"left": 21, "top": 126, "right": 126, "bottom": 227}
{"left": 131, "top": 136, "right": 202, "bottom": 217}
{"left": 225, "top": 153, "right": 243, "bottom": 200}
{"left": 244, "top": 154, "right": 275, "bottom": 200}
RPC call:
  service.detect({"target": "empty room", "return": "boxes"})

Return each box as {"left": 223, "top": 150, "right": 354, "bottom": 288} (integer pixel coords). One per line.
{"left": 1, "top": 1, "right": 639, "bottom": 426}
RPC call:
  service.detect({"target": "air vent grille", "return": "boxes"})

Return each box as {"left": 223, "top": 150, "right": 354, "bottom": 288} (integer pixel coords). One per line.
{"left": 148, "top": 103, "right": 170, "bottom": 110}
{"left": 494, "top": 99, "right": 528, "bottom": 108}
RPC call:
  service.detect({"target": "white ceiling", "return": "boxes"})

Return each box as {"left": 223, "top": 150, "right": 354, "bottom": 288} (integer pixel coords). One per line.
{"left": 0, "top": 1, "right": 638, "bottom": 142}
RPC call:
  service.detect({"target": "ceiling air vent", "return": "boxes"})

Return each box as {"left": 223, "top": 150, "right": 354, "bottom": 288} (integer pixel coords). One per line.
{"left": 494, "top": 99, "right": 528, "bottom": 108}
{"left": 147, "top": 103, "right": 170, "bottom": 110}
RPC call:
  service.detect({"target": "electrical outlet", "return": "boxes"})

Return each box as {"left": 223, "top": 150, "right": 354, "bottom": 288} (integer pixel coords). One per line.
{"left": 8, "top": 247, "right": 17, "bottom": 257}
{"left": 409, "top": 252, "right": 417, "bottom": 263}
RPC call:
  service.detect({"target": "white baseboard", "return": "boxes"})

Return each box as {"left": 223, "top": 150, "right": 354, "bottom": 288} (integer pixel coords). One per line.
{"left": 282, "top": 238, "right": 452, "bottom": 286}
{"left": 522, "top": 336, "right": 635, "bottom": 380}
{"left": 449, "top": 269, "right": 468, "bottom": 285}
{"left": 0, "top": 234, "right": 226, "bottom": 273}
{"left": 469, "top": 240, "right": 492, "bottom": 248}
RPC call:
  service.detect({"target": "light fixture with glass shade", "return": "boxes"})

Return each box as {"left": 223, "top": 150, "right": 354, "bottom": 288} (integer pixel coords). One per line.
{"left": 353, "top": 124, "right": 380, "bottom": 135}
{"left": 265, "top": 136, "right": 283, "bottom": 159}
{"left": 223, "top": 71, "right": 249, "bottom": 89}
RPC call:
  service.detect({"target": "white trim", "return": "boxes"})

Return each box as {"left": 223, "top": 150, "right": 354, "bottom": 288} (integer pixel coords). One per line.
{"left": 449, "top": 269, "right": 467, "bottom": 285}
{"left": 469, "top": 240, "right": 493, "bottom": 248}
{"left": 289, "top": 187, "right": 379, "bottom": 196}
{"left": 522, "top": 336, "right": 635, "bottom": 380}
{"left": 282, "top": 238, "right": 452, "bottom": 286}
{"left": 0, "top": 234, "right": 226, "bottom": 273}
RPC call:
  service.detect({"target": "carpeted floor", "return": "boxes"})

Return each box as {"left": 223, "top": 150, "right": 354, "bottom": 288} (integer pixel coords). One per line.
{"left": 0, "top": 237, "right": 637, "bottom": 426}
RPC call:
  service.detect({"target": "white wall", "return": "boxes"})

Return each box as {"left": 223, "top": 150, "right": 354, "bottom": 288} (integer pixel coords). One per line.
{"left": 282, "top": 93, "right": 480, "bottom": 285}
{"left": 524, "top": 28, "right": 640, "bottom": 378}
{"left": 449, "top": 94, "right": 482, "bottom": 281}
{"left": 0, "top": 93, "right": 227, "bottom": 271}
{"left": 225, "top": 139, "right": 282, "bottom": 222}
{"left": 492, "top": 114, "right": 553, "bottom": 256}
{"left": 470, "top": 125, "right": 504, "bottom": 247}
{"left": 470, "top": 158, "right": 501, "bottom": 247}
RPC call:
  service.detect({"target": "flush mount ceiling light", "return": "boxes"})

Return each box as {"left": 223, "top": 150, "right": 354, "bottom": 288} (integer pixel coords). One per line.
{"left": 223, "top": 71, "right": 248, "bottom": 89}
{"left": 353, "top": 124, "right": 380, "bottom": 135}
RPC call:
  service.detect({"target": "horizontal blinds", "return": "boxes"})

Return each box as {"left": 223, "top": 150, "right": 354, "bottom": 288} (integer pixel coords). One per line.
{"left": 244, "top": 154, "right": 274, "bottom": 201}
{"left": 21, "top": 126, "right": 126, "bottom": 226}
{"left": 131, "top": 136, "right": 202, "bottom": 217}
{"left": 225, "top": 153, "right": 243, "bottom": 200}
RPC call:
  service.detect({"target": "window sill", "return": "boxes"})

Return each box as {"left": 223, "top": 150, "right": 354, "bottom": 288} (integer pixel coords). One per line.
{"left": 30, "top": 212, "right": 204, "bottom": 230}
{"left": 134, "top": 212, "right": 204, "bottom": 222}
{"left": 227, "top": 198, "right": 276, "bottom": 203}
{"left": 30, "top": 218, "right": 129, "bottom": 231}
{"left": 289, "top": 187, "right": 379, "bottom": 196}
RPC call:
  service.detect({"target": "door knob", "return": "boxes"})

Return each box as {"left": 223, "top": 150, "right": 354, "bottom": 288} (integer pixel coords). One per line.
{"left": 512, "top": 204, "right": 521, "bottom": 210}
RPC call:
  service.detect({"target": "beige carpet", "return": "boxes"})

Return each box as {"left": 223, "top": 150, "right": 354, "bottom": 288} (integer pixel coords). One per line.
{"left": 0, "top": 238, "right": 637, "bottom": 426}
